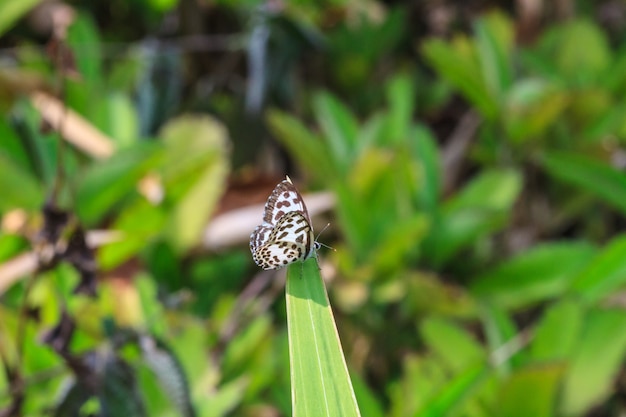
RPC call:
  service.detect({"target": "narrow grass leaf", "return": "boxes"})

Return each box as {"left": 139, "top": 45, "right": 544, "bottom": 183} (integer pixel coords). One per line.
{"left": 286, "top": 258, "right": 361, "bottom": 417}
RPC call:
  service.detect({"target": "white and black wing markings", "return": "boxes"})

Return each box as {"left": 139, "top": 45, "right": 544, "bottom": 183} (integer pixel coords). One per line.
{"left": 250, "top": 176, "right": 318, "bottom": 270}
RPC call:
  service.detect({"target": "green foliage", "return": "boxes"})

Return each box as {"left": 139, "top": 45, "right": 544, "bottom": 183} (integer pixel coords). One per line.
{"left": 4, "top": 3, "right": 626, "bottom": 417}
{"left": 0, "top": 0, "right": 42, "bottom": 36}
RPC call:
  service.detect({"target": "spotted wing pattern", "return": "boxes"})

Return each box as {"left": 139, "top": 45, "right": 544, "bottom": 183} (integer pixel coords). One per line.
{"left": 261, "top": 176, "right": 311, "bottom": 225}
{"left": 250, "top": 177, "right": 317, "bottom": 270}
{"left": 252, "top": 211, "right": 315, "bottom": 270}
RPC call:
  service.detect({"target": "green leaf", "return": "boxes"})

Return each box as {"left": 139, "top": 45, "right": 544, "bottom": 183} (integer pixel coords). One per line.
{"left": 221, "top": 315, "right": 273, "bottom": 380}
{"left": 355, "top": 113, "right": 386, "bottom": 155}
{"left": 446, "top": 168, "right": 522, "bottom": 212}
{"left": 421, "top": 37, "right": 496, "bottom": 119}
{"left": 426, "top": 169, "right": 522, "bottom": 266}
{"left": 286, "top": 258, "right": 361, "bottom": 417}
{"left": 313, "top": 92, "right": 359, "bottom": 173}
{"left": 64, "top": 14, "right": 103, "bottom": 118}
{"left": 0, "top": 152, "right": 44, "bottom": 211}
{"left": 420, "top": 318, "right": 485, "bottom": 372}
{"left": 371, "top": 213, "right": 428, "bottom": 273}
{"left": 503, "top": 79, "right": 569, "bottom": 142}
{"left": 0, "top": 234, "right": 28, "bottom": 263}
{"left": 0, "top": 118, "right": 31, "bottom": 172}
{"left": 427, "top": 208, "right": 503, "bottom": 267}
{"left": 0, "top": 0, "right": 42, "bottom": 36}
{"left": 410, "top": 126, "right": 441, "bottom": 213}
{"left": 98, "top": 202, "right": 167, "bottom": 270}
{"left": 570, "top": 234, "right": 626, "bottom": 303}
{"left": 388, "top": 355, "right": 447, "bottom": 417}
{"left": 67, "top": 14, "right": 103, "bottom": 86}
{"left": 497, "top": 364, "right": 565, "bottom": 417}
{"left": 553, "top": 19, "right": 611, "bottom": 84}
{"left": 416, "top": 363, "right": 489, "bottom": 417}
{"left": 203, "top": 377, "right": 248, "bottom": 417}
{"left": 542, "top": 151, "right": 626, "bottom": 215}
{"left": 93, "top": 92, "right": 139, "bottom": 148}
{"left": 266, "top": 109, "right": 335, "bottom": 181}
{"left": 159, "top": 115, "right": 230, "bottom": 252}
{"left": 481, "top": 305, "right": 520, "bottom": 370}
{"left": 76, "top": 142, "right": 164, "bottom": 226}
{"left": 333, "top": 181, "right": 370, "bottom": 258}
{"left": 471, "top": 242, "right": 596, "bottom": 309}
{"left": 561, "top": 308, "right": 626, "bottom": 415}
{"left": 473, "top": 12, "right": 514, "bottom": 101}
{"left": 385, "top": 73, "right": 415, "bottom": 146}
{"left": 530, "top": 300, "right": 583, "bottom": 362}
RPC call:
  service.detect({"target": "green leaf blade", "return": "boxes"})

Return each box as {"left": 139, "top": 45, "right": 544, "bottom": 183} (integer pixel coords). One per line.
{"left": 286, "top": 258, "right": 361, "bottom": 417}
{"left": 471, "top": 242, "right": 596, "bottom": 310}
{"left": 542, "top": 151, "right": 626, "bottom": 215}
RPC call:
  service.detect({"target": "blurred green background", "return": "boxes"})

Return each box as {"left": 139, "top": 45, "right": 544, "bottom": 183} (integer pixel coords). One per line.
{"left": 2, "top": 0, "right": 626, "bottom": 416}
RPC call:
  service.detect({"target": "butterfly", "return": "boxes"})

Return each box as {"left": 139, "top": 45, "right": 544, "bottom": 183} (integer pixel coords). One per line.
{"left": 250, "top": 176, "right": 321, "bottom": 270}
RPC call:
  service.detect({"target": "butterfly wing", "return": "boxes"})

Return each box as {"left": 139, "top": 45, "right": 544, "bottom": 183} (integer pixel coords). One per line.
{"left": 262, "top": 176, "right": 311, "bottom": 226}
{"left": 250, "top": 224, "right": 272, "bottom": 253}
{"left": 252, "top": 211, "right": 315, "bottom": 270}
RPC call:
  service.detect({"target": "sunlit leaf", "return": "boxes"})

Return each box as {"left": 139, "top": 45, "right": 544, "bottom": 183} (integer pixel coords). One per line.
{"left": 497, "top": 364, "right": 565, "bottom": 417}
{"left": 93, "top": 93, "right": 139, "bottom": 148}
{"left": 0, "top": 0, "right": 42, "bottom": 36}
{"left": 159, "top": 115, "right": 230, "bottom": 252}
{"left": 313, "top": 91, "right": 359, "bottom": 173}
{"left": 286, "top": 258, "right": 361, "bottom": 417}
{"left": 530, "top": 300, "right": 583, "bottom": 362}
{"left": 561, "top": 308, "right": 626, "bottom": 415}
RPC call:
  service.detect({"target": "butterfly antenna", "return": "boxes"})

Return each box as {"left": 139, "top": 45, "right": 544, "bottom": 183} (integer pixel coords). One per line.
{"left": 315, "top": 223, "right": 336, "bottom": 252}
{"left": 315, "top": 222, "right": 331, "bottom": 241}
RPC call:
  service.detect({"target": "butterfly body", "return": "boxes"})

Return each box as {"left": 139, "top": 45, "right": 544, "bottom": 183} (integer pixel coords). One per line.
{"left": 250, "top": 177, "right": 319, "bottom": 270}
